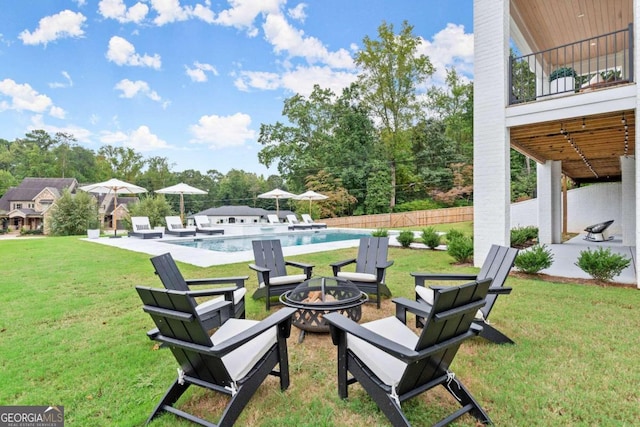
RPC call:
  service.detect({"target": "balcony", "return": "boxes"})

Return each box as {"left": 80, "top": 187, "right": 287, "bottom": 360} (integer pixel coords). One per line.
{"left": 510, "top": 24, "right": 633, "bottom": 105}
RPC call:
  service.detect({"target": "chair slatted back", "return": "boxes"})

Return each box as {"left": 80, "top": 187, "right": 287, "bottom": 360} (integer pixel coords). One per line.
{"left": 355, "top": 237, "right": 389, "bottom": 276}
{"left": 476, "top": 245, "right": 518, "bottom": 317}
{"left": 136, "top": 286, "right": 232, "bottom": 386}
{"left": 150, "top": 253, "right": 189, "bottom": 292}
{"left": 399, "top": 279, "right": 491, "bottom": 395}
{"left": 252, "top": 240, "right": 288, "bottom": 277}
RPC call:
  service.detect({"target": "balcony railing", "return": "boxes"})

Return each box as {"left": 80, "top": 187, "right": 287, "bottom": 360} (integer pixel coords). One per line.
{"left": 510, "top": 24, "right": 633, "bottom": 105}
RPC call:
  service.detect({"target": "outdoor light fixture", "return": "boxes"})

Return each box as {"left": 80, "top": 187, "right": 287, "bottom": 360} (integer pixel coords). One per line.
{"left": 582, "top": 117, "right": 586, "bottom": 129}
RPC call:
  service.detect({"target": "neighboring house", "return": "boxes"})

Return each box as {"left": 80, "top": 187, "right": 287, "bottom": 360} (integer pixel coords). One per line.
{"left": 96, "top": 193, "right": 139, "bottom": 231}
{"left": 190, "top": 205, "right": 271, "bottom": 225}
{"left": 474, "top": 0, "right": 638, "bottom": 288}
{"left": 0, "top": 177, "right": 78, "bottom": 233}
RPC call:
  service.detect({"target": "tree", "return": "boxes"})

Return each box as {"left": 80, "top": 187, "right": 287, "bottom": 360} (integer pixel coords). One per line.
{"left": 97, "top": 145, "right": 145, "bottom": 182}
{"left": 355, "top": 20, "right": 434, "bottom": 210}
{"left": 301, "top": 170, "right": 357, "bottom": 218}
{"left": 126, "top": 194, "right": 173, "bottom": 228}
{"left": 49, "top": 189, "right": 98, "bottom": 236}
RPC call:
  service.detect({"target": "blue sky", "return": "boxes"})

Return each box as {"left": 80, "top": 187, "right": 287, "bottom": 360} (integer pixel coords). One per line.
{"left": 0, "top": 0, "right": 474, "bottom": 176}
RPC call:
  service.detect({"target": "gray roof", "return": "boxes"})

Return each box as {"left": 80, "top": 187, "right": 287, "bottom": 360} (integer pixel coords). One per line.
{"left": 0, "top": 177, "right": 77, "bottom": 212}
{"left": 193, "top": 205, "right": 271, "bottom": 217}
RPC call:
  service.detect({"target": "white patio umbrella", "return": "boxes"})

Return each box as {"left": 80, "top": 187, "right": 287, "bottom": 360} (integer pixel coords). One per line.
{"left": 79, "top": 178, "right": 147, "bottom": 236}
{"left": 294, "top": 190, "right": 329, "bottom": 214}
{"left": 257, "top": 188, "right": 296, "bottom": 217}
{"left": 156, "top": 182, "right": 207, "bottom": 223}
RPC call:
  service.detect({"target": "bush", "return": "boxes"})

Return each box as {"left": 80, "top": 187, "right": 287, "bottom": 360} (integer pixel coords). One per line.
{"left": 127, "top": 194, "right": 174, "bottom": 228}
{"left": 549, "top": 66, "right": 577, "bottom": 81}
{"left": 371, "top": 228, "right": 388, "bottom": 237}
{"left": 511, "top": 226, "right": 538, "bottom": 247}
{"left": 575, "top": 247, "right": 631, "bottom": 282}
{"left": 447, "top": 235, "right": 473, "bottom": 264}
{"left": 514, "top": 244, "right": 554, "bottom": 274}
{"left": 49, "top": 189, "right": 98, "bottom": 236}
{"left": 421, "top": 227, "right": 441, "bottom": 249}
{"left": 396, "top": 230, "right": 414, "bottom": 248}
{"left": 445, "top": 229, "right": 465, "bottom": 243}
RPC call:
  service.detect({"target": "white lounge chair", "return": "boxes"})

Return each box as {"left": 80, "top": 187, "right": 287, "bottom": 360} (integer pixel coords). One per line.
{"left": 301, "top": 214, "right": 327, "bottom": 229}
{"left": 286, "top": 214, "right": 312, "bottom": 230}
{"left": 194, "top": 215, "right": 224, "bottom": 235}
{"left": 267, "top": 214, "right": 281, "bottom": 224}
{"left": 128, "top": 216, "right": 163, "bottom": 239}
{"left": 164, "top": 216, "right": 196, "bottom": 237}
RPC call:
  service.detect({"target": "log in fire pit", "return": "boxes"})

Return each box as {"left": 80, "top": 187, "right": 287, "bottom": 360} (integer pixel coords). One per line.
{"left": 279, "top": 277, "right": 367, "bottom": 342}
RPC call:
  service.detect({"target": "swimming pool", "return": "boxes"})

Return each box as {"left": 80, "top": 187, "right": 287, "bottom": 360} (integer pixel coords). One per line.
{"left": 165, "top": 229, "right": 373, "bottom": 253}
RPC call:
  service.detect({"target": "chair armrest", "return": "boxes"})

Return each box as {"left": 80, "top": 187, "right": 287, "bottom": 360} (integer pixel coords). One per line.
{"left": 186, "top": 276, "right": 248, "bottom": 288}
{"left": 330, "top": 258, "right": 356, "bottom": 275}
{"left": 392, "top": 297, "right": 432, "bottom": 324}
{"left": 185, "top": 286, "right": 241, "bottom": 299}
{"left": 489, "top": 286, "right": 512, "bottom": 295}
{"left": 324, "top": 312, "right": 419, "bottom": 363}
{"left": 212, "top": 307, "right": 297, "bottom": 354}
{"left": 411, "top": 272, "right": 478, "bottom": 287}
{"left": 378, "top": 260, "right": 394, "bottom": 269}
{"left": 249, "top": 264, "right": 270, "bottom": 273}
{"left": 285, "top": 260, "right": 314, "bottom": 278}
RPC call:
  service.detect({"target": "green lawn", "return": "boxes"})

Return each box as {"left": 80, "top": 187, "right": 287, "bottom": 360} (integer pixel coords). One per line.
{"left": 1, "top": 235, "right": 639, "bottom": 426}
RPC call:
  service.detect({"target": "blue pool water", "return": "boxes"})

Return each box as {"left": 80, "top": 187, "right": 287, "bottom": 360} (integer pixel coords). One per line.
{"left": 166, "top": 230, "right": 372, "bottom": 253}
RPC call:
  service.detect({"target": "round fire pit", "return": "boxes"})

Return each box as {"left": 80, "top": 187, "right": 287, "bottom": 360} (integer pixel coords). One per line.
{"left": 280, "top": 277, "right": 367, "bottom": 340}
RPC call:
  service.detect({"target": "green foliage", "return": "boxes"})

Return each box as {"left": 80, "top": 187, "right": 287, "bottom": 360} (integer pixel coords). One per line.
{"left": 364, "top": 165, "right": 392, "bottom": 214}
{"left": 514, "top": 244, "right": 554, "bottom": 274}
{"left": 511, "top": 226, "right": 539, "bottom": 247}
{"left": 421, "top": 227, "right": 441, "bottom": 249}
{"left": 575, "top": 247, "right": 631, "bottom": 282}
{"left": 127, "top": 194, "right": 174, "bottom": 228}
{"left": 371, "top": 228, "right": 388, "bottom": 237}
{"left": 49, "top": 189, "right": 98, "bottom": 236}
{"left": 447, "top": 235, "right": 473, "bottom": 263}
{"left": 445, "top": 228, "right": 465, "bottom": 243}
{"left": 396, "top": 230, "right": 415, "bottom": 248}
{"left": 549, "top": 67, "right": 577, "bottom": 81}
{"left": 393, "top": 198, "right": 445, "bottom": 212}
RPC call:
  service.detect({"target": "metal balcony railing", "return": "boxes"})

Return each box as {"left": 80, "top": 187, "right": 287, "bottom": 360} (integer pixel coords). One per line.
{"left": 509, "top": 24, "right": 633, "bottom": 105}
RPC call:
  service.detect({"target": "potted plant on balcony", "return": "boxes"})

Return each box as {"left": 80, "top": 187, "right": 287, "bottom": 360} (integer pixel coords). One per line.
{"left": 548, "top": 66, "right": 577, "bottom": 96}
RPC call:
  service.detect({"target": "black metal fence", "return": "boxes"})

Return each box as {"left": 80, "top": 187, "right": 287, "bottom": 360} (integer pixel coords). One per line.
{"left": 510, "top": 24, "right": 633, "bottom": 104}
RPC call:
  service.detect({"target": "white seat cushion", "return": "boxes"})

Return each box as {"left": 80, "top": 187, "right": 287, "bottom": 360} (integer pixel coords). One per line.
{"left": 211, "top": 319, "right": 277, "bottom": 381}
{"left": 198, "top": 288, "right": 247, "bottom": 310}
{"left": 336, "top": 272, "right": 377, "bottom": 282}
{"left": 347, "top": 316, "right": 418, "bottom": 387}
{"left": 260, "top": 274, "right": 307, "bottom": 288}
{"left": 415, "top": 286, "right": 484, "bottom": 320}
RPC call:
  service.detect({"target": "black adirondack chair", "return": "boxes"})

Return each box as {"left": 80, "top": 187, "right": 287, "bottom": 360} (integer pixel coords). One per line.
{"left": 249, "top": 240, "right": 314, "bottom": 310}
{"left": 330, "top": 237, "right": 394, "bottom": 308}
{"left": 413, "top": 244, "right": 519, "bottom": 344}
{"left": 150, "top": 252, "right": 247, "bottom": 328}
{"left": 136, "top": 286, "right": 296, "bottom": 426}
{"left": 324, "top": 278, "right": 493, "bottom": 427}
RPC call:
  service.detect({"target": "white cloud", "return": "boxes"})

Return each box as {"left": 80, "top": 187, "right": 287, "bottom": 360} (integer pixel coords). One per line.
{"left": 214, "top": 0, "right": 283, "bottom": 36}
{"left": 287, "top": 3, "right": 306, "bottom": 22}
{"left": 148, "top": 0, "right": 215, "bottom": 26}
{"left": 185, "top": 61, "right": 218, "bottom": 82}
{"left": 189, "top": 112, "right": 256, "bottom": 149}
{"left": 49, "top": 71, "right": 73, "bottom": 89}
{"left": 18, "top": 10, "right": 86, "bottom": 46}
{"left": 100, "top": 125, "right": 169, "bottom": 151}
{"left": 106, "top": 36, "right": 161, "bottom": 69}
{"left": 30, "top": 115, "right": 92, "bottom": 143}
{"left": 74, "top": 0, "right": 87, "bottom": 6}
{"left": 114, "top": 79, "right": 162, "bottom": 102}
{"left": 262, "top": 13, "right": 354, "bottom": 69}
{"left": 0, "top": 78, "right": 66, "bottom": 118}
{"left": 98, "top": 0, "right": 149, "bottom": 23}
{"left": 234, "top": 71, "right": 281, "bottom": 91}
{"left": 418, "top": 23, "right": 474, "bottom": 85}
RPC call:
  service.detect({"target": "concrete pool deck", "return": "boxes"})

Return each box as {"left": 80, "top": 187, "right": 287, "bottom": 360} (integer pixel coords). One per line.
{"left": 82, "top": 229, "right": 378, "bottom": 267}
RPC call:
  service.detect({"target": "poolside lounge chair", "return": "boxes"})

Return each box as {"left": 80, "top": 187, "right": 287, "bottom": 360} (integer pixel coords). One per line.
{"left": 164, "top": 216, "right": 196, "bottom": 237}
{"left": 136, "top": 285, "right": 295, "bottom": 427}
{"left": 331, "top": 237, "right": 394, "bottom": 308}
{"left": 413, "top": 244, "right": 519, "bottom": 344}
{"left": 286, "top": 214, "right": 312, "bottom": 230}
{"left": 128, "top": 216, "right": 162, "bottom": 239}
{"left": 584, "top": 219, "right": 614, "bottom": 242}
{"left": 267, "top": 214, "right": 281, "bottom": 224}
{"left": 150, "top": 252, "right": 247, "bottom": 326}
{"left": 323, "top": 278, "right": 493, "bottom": 427}
{"left": 193, "top": 215, "right": 224, "bottom": 235}
{"left": 250, "top": 239, "right": 314, "bottom": 310}
{"left": 301, "top": 214, "right": 327, "bottom": 229}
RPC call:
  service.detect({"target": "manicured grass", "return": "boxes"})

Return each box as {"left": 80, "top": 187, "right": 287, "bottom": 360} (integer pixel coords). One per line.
{"left": 1, "top": 236, "right": 639, "bottom": 426}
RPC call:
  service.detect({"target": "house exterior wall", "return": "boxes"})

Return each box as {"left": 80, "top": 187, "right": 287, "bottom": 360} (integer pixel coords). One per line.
{"left": 473, "top": 0, "right": 511, "bottom": 267}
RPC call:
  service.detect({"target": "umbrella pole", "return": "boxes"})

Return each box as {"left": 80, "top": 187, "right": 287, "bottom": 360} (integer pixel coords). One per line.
{"left": 276, "top": 197, "right": 279, "bottom": 218}
{"left": 112, "top": 192, "right": 118, "bottom": 237}
{"left": 180, "top": 193, "right": 184, "bottom": 224}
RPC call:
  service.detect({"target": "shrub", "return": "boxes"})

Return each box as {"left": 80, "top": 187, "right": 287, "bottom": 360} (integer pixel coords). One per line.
{"left": 396, "top": 230, "right": 414, "bottom": 248}
{"left": 575, "top": 247, "right": 631, "bottom": 282}
{"left": 421, "top": 227, "right": 441, "bottom": 249}
{"left": 447, "top": 235, "right": 473, "bottom": 264}
{"left": 549, "top": 66, "right": 577, "bottom": 81}
{"left": 511, "top": 226, "right": 538, "bottom": 247}
{"left": 445, "top": 229, "right": 465, "bottom": 243}
{"left": 371, "top": 228, "right": 388, "bottom": 237}
{"left": 514, "top": 244, "right": 554, "bottom": 274}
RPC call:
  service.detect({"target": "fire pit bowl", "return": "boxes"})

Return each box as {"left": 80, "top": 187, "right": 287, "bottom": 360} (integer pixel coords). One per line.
{"left": 280, "top": 277, "right": 368, "bottom": 338}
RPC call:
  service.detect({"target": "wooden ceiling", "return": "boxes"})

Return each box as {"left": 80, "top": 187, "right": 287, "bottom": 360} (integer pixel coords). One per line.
{"left": 509, "top": 0, "right": 634, "bottom": 184}
{"left": 511, "top": 111, "right": 635, "bottom": 183}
